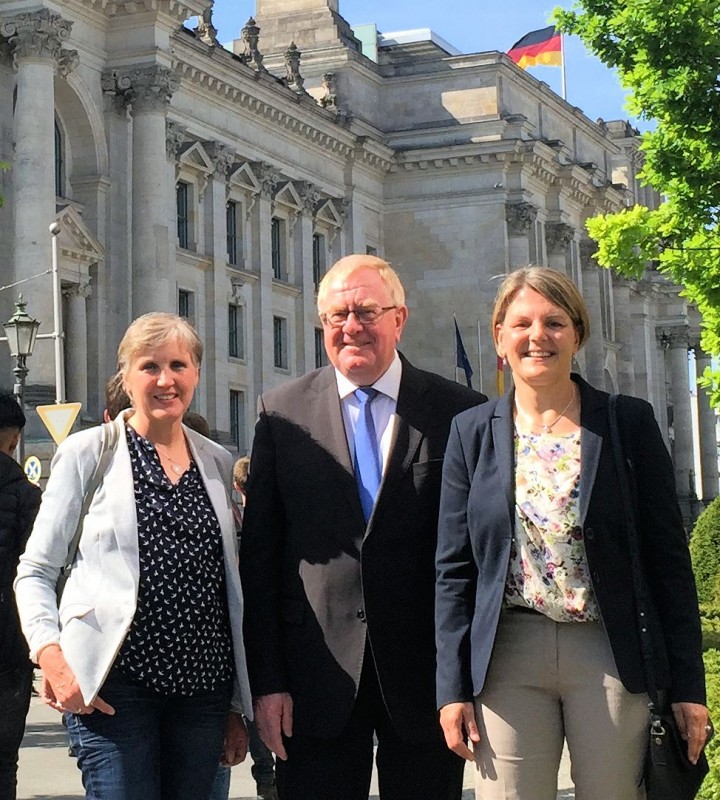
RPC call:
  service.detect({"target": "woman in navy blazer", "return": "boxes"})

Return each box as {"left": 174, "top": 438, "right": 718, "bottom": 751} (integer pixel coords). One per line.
{"left": 435, "top": 268, "right": 708, "bottom": 800}
{"left": 16, "top": 313, "right": 252, "bottom": 800}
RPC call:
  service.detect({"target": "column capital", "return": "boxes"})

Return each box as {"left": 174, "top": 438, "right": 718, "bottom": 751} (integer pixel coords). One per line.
{"left": 545, "top": 222, "right": 575, "bottom": 255}
{"left": 297, "top": 180, "right": 323, "bottom": 216}
{"left": 505, "top": 201, "right": 537, "bottom": 236}
{"left": 63, "top": 282, "right": 92, "bottom": 300}
{"left": 165, "top": 119, "right": 187, "bottom": 158}
{"left": 103, "top": 65, "right": 178, "bottom": 115}
{"left": 657, "top": 325, "right": 690, "bottom": 351}
{"left": 254, "top": 161, "right": 282, "bottom": 200}
{"left": 1, "top": 9, "right": 78, "bottom": 74}
{"left": 579, "top": 238, "right": 599, "bottom": 270}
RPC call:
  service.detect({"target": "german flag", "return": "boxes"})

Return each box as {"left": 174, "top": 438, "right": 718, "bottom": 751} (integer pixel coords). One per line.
{"left": 508, "top": 25, "right": 562, "bottom": 70}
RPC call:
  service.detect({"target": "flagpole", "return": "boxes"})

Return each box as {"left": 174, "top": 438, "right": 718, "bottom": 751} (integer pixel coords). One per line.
{"left": 560, "top": 32, "right": 567, "bottom": 101}
{"left": 476, "top": 319, "right": 484, "bottom": 395}
{"left": 453, "top": 312, "right": 459, "bottom": 383}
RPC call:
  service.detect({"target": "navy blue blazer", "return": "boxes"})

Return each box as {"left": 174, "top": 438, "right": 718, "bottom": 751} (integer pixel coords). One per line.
{"left": 435, "top": 375, "right": 705, "bottom": 710}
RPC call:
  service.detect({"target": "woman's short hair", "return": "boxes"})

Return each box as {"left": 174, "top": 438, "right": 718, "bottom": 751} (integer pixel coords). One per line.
{"left": 316, "top": 254, "right": 406, "bottom": 311}
{"left": 117, "top": 312, "right": 203, "bottom": 375}
{"left": 491, "top": 267, "right": 591, "bottom": 349}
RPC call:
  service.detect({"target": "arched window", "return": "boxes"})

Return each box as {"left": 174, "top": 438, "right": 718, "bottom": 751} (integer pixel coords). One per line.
{"left": 54, "top": 120, "right": 63, "bottom": 198}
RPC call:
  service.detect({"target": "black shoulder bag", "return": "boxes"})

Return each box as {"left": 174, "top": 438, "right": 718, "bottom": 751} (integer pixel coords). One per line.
{"left": 608, "top": 394, "right": 709, "bottom": 800}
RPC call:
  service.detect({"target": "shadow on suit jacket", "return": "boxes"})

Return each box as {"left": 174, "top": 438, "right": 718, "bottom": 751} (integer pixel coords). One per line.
{"left": 240, "top": 354, "right": 485, "bottom": 741}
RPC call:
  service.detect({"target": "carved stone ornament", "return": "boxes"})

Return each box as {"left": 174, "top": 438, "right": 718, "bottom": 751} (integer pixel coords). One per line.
{"left": 108, "top": 65, "right": 179, "bottom": 114}
{"left": 205, "top": 141, "right": 236, "bottom": 177}
{"left": 505, "top": 202, "right": 537, "bottom": 236}
{"left": 297, "top": 181, "right": 323, "bottom": 215}
{"left": 318, "top": 72, "right": 339, "bottom": 110}
{"left": 545, "top": 222, "right": 575, "bottom": 254}
{"left": 166, "top": 120, "right": 187, "bottom": 158}
{"left": 254, "top": 162, "right": 282, "bottom": 199}
{"left": 240, "top": 17, "right": 267, "bottom": 74}
{"left": 62, "top": 281, "right": 92, "bottom": 300}
{"left": 0, "top": 9, "right": 78, "bottom": 74}
{"left": 579, "top": 238, "right": 599, "bottom": 270}
{"left": 284, "top": 42, "right": 304, "bottom": 93}
{"left": 657, "top": 326, "right": 690, "bottom": 351}
{"left": 196, "top": 6, "right": 218, "bottom": 47}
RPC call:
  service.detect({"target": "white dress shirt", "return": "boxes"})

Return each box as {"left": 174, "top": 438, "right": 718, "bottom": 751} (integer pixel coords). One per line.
{"left": 335, "top": 351, "right": 402, "bottom": 476}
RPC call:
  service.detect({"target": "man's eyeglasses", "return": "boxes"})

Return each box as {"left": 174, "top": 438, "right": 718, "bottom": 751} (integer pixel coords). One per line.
{"left": 320, "top": 306, "right": 397, "bottom": 328}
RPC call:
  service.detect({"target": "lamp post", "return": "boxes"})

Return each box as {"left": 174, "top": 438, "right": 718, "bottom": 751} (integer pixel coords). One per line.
{"left": 3, "top": 295, "right": 40, "bottom": 464}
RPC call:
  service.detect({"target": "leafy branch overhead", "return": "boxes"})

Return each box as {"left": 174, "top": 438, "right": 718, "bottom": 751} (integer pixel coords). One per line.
{"left": 554, "top": 1, "right": 720, "bottom": 403}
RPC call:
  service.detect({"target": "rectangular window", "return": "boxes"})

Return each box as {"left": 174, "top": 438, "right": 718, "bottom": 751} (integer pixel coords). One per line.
{"left": 314, "top": 327, "right": 327, "bottom": 369}
{"left": 271, "top": 217, "right": 285, "bottom": 280}
{"left": 177, "top": 182, "right": 190, "bottom": 249}
{"left": 312, "top": 233, "right": 326, "bottom": 292}
{"left": 273, "top": 316, "right": 288, "bottom": 370}
{"left": 229, "top": 389, "right": 246, "bottom": 452}
{"left": 228, "top": 304, "right": 245, "bottom": 359}
{"left": 226, "top": 201, "right": 239, "bottom": 266}
{"left": 178, "top": 289, "right": 194, "bottom": 322}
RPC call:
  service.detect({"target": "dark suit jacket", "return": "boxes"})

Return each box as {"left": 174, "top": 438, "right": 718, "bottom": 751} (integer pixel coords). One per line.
{"left": 240, "top": 354, "right": 485, "bottom": 741}
{"left": 435, "top": 375, "right": 705, "bottom": 710}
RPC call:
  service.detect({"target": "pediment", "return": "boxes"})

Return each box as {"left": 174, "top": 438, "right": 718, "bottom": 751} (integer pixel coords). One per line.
{"left": 316, "top": 198, "right": 344, "bottom": 228}
{"left": 178, "top": 141, "right": 214, "bottom": 175}
{"left": 229, "top": 162, "right": 261, "bottom": 194}
{"left": 54, "top": 205, "right": 104, "bottom": 264}
{"left": 274, "top": 181, "right": 302, "bottom": 211}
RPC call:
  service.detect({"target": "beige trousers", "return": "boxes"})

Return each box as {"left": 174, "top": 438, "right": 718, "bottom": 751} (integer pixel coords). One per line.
{"left": 473, "top": 610, "right": 649, "bottom": 800}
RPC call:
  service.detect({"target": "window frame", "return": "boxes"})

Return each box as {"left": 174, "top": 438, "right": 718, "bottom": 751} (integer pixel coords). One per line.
{"left": 273, "top": 315, "right": 288, "bottom": 370}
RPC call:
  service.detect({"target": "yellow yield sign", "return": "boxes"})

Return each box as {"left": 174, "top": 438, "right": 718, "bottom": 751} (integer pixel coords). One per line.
{"left": 37, "top": 402, "right": 82, "bottom": 445}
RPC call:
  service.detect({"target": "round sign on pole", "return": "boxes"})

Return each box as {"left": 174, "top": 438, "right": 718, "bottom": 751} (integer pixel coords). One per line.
{"left": 24, "top": 455, "right": 42, "bottom": 485}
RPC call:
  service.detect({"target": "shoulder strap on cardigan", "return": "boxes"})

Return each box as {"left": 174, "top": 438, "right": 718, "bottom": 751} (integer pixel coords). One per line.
{"left": 56, "top": 422, "right": 120, "bottom": 602}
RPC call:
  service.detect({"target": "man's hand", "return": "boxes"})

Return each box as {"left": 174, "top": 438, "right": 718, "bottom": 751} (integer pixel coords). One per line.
{"left": 672, "top": 701, "right": 711, "bottom": 765}
{"left": 254, "top": 692, "right": 293, "bottom": 760}
{"left": 439, "top": 701, "right": 480, "bottom": 762}
{"left": 221, "top": 712, "right": 249, "bottom": 766}
{"left": 38, "top": 644, "right": 114, "bottom": 716}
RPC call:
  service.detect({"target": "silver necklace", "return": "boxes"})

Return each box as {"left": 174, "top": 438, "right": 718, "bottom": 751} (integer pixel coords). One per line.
{"left": 515, "top": 385, "right": 576, "bottom": 434}
{"left": 154, "top": 444, "right": 187, "bottom": 476}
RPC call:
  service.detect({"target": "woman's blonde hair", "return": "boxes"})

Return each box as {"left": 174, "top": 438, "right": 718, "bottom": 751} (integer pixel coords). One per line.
{"left": 117, "top": 312, "right": 203, "bottom": 376}
{"left": 491, "top": 267, "right": 590, "bottom": 349}
{"left": 316, "top": 254, "right": 406, "bottom": 311}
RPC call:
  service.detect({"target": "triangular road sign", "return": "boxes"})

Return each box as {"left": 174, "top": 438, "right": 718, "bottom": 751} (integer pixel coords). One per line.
{"left": 36, "top": 402, "right": 82, "bottom": 445}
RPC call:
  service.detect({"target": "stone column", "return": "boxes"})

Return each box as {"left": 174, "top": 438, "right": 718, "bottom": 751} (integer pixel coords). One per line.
{"left": 505, "top": 202, "right": 536, "bottom": 268}
{"left": 1, "top": 10, "right": 77, "bottom": 391}
{"left": 612, "top": 278, "right": 635, "bottom": 395}
{"left": 63, "top": 283, "right": 91, "bottom": 411}
{"left": 298, "top": 182, "right": 323, "bottom": 372}
{"left": 123, "top": 66, "right": 178, "bottom": 315}
{"left": 664, "top": 327, "right": 695, "bottom": 501}
{"left": 545, "top": 222, "right": 574, "bottom": 274}
{"left": 694, "top": 346, "right": 719, "bottom": 500}
{"left": 579, "top": 240, "right": 605, "bottom": 388}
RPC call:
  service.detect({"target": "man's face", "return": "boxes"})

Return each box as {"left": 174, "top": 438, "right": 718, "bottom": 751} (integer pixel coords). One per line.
{"left": 320, "top": 267, "right": 408, "bottom": 386}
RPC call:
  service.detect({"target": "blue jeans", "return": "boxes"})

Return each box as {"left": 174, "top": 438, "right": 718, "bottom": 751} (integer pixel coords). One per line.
{"left": 207, "top": 765, "right": 230, "bottom": 800}
{"left": 207, "top": 720, "right": 275, "bottom": 800}
{"left": 66, "top": 667, "right": 230, "bottom": 800}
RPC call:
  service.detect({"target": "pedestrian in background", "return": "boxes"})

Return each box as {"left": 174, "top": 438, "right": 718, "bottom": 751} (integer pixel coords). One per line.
{"left": 435, "top": 267, "right": 708, "bottom": 799}
{"left": 15, "top": 312, "right": 252, "bottom": 800}
{"left": 0, "top": 391, "right": 41, "bottom": 800}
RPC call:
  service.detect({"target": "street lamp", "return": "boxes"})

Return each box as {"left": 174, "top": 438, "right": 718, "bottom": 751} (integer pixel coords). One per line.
{"left": 3, "top": 294, "right": 40, "bottom": 464}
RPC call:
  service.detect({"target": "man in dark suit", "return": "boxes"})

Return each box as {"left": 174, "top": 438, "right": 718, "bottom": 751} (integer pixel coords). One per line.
{"left": 240, "top": 254, "right": 485, "bottom": 800}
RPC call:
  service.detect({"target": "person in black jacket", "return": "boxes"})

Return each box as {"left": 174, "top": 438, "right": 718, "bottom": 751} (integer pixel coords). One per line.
{"left": 0, "top": 390, "right": 41, "bottom": 799}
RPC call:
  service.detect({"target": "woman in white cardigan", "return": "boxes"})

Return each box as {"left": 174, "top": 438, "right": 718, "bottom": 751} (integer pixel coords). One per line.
{"left": 15, "top": 312, "right": 252, "bottom": 800}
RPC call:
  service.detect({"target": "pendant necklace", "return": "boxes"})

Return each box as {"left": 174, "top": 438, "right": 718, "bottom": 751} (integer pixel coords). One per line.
{"left": 154, "top": 444, "right": 186, "bottom": 475}
{"left": 515, "top": 385, "right": 576, "bottom": 434}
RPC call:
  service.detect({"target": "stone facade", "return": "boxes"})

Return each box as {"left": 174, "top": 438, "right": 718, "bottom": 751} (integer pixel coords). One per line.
{"left": 0, "top": 0, "right": 716, "bottom": 513}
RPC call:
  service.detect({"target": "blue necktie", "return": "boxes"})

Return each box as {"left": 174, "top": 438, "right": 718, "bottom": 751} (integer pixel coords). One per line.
{"left": 353, "top": 388, "right": 381, "bottom": 523}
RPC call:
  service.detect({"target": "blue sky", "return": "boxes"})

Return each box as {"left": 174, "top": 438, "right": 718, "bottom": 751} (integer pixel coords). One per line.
{"left": 210, "top": 0, "right": 643, "bottom": 129}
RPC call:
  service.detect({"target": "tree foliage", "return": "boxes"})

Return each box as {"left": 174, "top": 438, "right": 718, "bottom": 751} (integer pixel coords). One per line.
{"left": 690, "top": 496, "right": 720, "bottom": 607}
{"left": 554, "top": 1, "right": 720, "bottom": 404}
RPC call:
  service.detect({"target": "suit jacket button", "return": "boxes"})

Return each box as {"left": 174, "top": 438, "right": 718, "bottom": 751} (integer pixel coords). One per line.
{"left": 357, "top": 609, "right": 366, "bottom": 623}
{"left": 585, "top": 527, "right": 595, "bottom": 540}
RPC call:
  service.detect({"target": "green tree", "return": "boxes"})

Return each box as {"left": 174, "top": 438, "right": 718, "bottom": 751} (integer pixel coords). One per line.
{"left": 554, "top": 2, "right": 720, "bottom": 403}
{"left": 690, "top": 496, "right": 720, "bottom": 608}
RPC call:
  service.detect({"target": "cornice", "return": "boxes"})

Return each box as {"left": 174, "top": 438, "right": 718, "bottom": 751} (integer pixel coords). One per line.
{"left": 75, "top": 0, "right": 208, "bottom": 23}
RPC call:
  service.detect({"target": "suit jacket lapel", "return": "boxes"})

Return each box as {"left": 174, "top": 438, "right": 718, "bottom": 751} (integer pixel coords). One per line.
{"left": 491, "top": 391, "right": 516, "bottom": 525}
{"left": 577, "top": 376, "right": 607, "bottom": 526}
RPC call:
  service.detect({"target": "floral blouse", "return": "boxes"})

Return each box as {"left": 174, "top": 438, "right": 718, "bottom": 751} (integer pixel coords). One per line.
{"left": 505, "top": 427, "right": 600, "bottom": 623}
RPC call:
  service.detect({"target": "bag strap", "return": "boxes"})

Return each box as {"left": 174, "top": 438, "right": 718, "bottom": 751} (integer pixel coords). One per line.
{"left": 56, "top": 421, "right": 119, "bottom": 602}
{"left": 607, "top": 393, "right": 661, "bottom": 708}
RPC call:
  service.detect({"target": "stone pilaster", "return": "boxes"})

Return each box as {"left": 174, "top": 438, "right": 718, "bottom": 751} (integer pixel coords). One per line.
{"left": 694, "top": 346, "right": 719, "bottom": 500}
{"left": 545, "top": 222, "right": 574, "bottom": 273}
{"left": 63, "top": 283, "right": 91, "bottom": 410}
{"left": 612, "top": 278, "right": 635, "bottom": 395}
{"left": 505, "top": 202, "right": 536, "bottom": 268}
{"left": 579, "top": 239, "right": 605, "bottom": 389}
{"left": 1, "top": 9, "right": 77, "bottom": 391}
{"left": 663, "top": 327, "right": 695, "bottom": 504}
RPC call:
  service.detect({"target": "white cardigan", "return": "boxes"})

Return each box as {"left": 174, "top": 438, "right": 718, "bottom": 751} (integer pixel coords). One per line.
{"left": 15, "top": 412, "right": 253, "bottom": 716}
